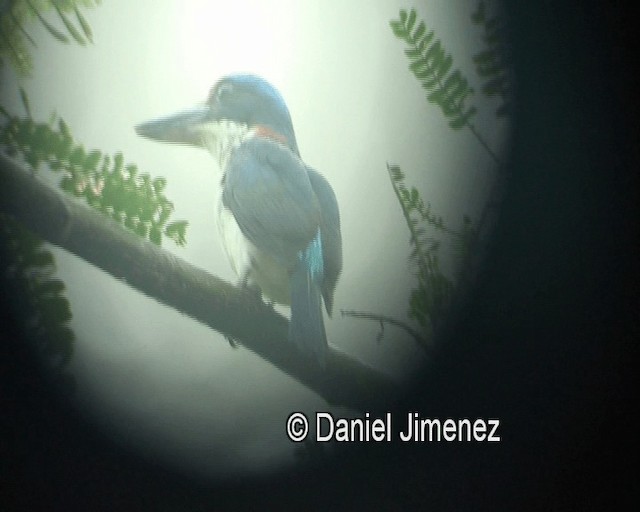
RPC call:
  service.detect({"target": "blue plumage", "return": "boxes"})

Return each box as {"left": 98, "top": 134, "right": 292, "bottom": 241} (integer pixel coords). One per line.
{"left": 136, "top": 74, "right": 342, "bottom": 365}
{"left": 301, "top": 230, "right": 324, "bottom": 281}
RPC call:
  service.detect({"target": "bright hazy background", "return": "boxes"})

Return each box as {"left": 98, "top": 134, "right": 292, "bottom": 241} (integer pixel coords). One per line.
{"left": 1, "top": 0, "right": 508, "bottom": 479}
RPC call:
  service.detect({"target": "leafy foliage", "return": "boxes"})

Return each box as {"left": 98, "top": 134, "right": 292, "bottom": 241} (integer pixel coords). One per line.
{"left": 383, "top": 4, "right": 506, "bottom": 339}
{"left": 471, "top": 1, "right": 513, "bottom": 117}
{"left": 390, "top": 8, "right": 476, "bottom": 130}
{"left": 0, "top": 0, "right": 188, "bottom": 386}
{"left": 1, "top": 1, "right": 98, "bottom": 381}
{"left": 387, "top": 164, "right": 476, "bottom": 332}
{"left": 0, "top": 0, "right": 98, "bottom": 77}
{"left": 0, "top": 97, "right": 189, "bottom": 247}
{"left": 0, "top": 213, "right": 76, "bottom": 392}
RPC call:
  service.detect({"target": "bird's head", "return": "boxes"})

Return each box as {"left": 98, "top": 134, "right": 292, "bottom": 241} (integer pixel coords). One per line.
{"left": 135, "top": 74, "right": 299, "bottom": 157}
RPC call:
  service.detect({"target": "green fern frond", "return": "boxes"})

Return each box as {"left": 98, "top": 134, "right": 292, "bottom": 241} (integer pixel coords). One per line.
{"left": 387, "top": 160, "right": 480, "bottom": 332}
{"left": 1, "top": 0, "right": 99, "bottom": 76}
{"left": 387, "top": 163, "right": 457, "bottom": 331}
{"left": 390, "top": 8, "right": 476, "bottom": 130}
{"left": 1, "top": 106, "right": 189, "bottom": 247}
{"left": 1, "top": 214, "right": 76, "bottom": 390}
{"left": 471, "top": 1, "right": 512, "bottom": 117}
{"left": 25, "top": 0, "right": 68, "bottom": 42}
{"left": 73, "top": 5, "right": 92, "bottom": 42}
{"left": 52, "top": 1, "right": 86, "bottom": 45}
{"left": 19, "top": 86, "right": 32, "bottom": 118}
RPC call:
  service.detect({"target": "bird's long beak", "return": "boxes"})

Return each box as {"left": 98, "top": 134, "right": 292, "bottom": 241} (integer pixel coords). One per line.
{"left": 135, "top": 105, "right": 210, "bottom": 147}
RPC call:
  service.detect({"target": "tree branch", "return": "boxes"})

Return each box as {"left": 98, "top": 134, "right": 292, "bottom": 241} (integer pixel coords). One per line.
{"left": 0, "top": 152, "right": 399, "bottom": 411}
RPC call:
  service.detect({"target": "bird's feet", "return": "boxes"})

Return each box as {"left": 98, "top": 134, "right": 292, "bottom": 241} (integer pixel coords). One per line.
{"left": 238, "top": 273, "right": 263, "bottom": 301}
{"left": 237, "top": 273, "right": 274, "bottom": 310}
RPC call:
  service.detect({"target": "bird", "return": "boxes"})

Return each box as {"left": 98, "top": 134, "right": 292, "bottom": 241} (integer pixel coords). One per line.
{"left": 135, "top": 74, "right": 342, "bottom": 365}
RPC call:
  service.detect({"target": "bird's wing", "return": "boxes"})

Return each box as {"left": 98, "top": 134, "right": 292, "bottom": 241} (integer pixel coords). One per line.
{"left": 222, "top": 137, "right": 320, "bottom": 265}
{"left": 307, "top": 168, "right": 343, "bottom": 315}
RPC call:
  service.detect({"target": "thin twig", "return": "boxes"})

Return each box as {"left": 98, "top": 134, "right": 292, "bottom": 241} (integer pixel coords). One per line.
{"left": 386, "top": 163, "right": 430, "bottom": 272}
{"left": 340, "top": 308, "right": 430, "bottom": 352}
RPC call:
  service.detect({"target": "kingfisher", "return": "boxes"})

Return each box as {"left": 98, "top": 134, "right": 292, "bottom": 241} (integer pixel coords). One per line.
{"left": 135, "top": 74, "right": 342, "bottom": 365}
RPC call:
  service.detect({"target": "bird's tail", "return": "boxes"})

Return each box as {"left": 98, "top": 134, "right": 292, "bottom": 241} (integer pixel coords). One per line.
{"left": 289, "top": 260, "right": 327, "bottom": 366}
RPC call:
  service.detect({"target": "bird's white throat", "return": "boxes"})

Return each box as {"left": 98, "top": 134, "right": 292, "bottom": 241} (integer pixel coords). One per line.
{"left": 198, "top": 119, "right": 251, "bottom": 171}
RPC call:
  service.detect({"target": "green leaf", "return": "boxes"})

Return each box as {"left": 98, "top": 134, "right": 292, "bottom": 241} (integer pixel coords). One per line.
{"left": 426, "top": 88, "right": 444, "bottom": 105}
{"left": 471, "top": 1, "right": 486, "bottom": 24}
{"left": 389, "top": 20, "right": 406, "bottom": 38}
{"left": 136, "top": 221, "right": 150, "bottom": 238}
{"left": 414, "top": 67, "right": 433, "bottom": 82}
{"left": 404, "top": 47, "right": 422, "bottom": 59}
{"left": 406, "top": 9, "right": 417, "bottom": 34}
{"left": 113, "top": 152, "right": 124, "bottom": 173}
{"left": 388, "top": 165, "right": 404, "bottom": 181}
{"left": 29, "top": 249, "right": 54, "bottom": 268}
{"left": 34, "top": 279, "right": 66, "bottom": 296}
{"left": 40, "top": 295, "right": 73, "bottom": 324}
{"left": 53, "top": 5, "right": 86, "bottom": 45}
{"left": 19, "top": 88, "right": 32, "bottom": 119}
{"left": 68, "top": 145, "right": 86, "bottom": 166}
{"left": 409, "top": 58, "right": 428, "bottom": 75}
{"left": 59, "top": 175, "right": 74, "bottom": 193}
{"left": 165, "top": 221, "right": 188, "bottom": 246}
{"left": 83, "top": 150, "right": 101, "bottom": 171}
{"left": 437, "top": 54, "right": 453, "bottom": 79}
{"left": 423, "top": 40, "right": 443, "bottom": 66}
{"left": 413, "top": 21, "right": 426, "bottom": 41}
{"left": 74, "top": 6, "right": 94, "bottom": 43}
{"left": 36, "top": 13, "right": 70, "bottom": 44}
{"left": 440, "top": 70, "right": 466, "bottom": 101}
{"left": 416, "top": 30, "right": 435, "bottom": 53}
{"left": 125, "top": 164, "right": 138, "bottom": 179}
{"left": 152, "top": 177, "right": 167, "bottom": 193}
{"left": 149, "top": 226, "right": 163, "bottom": 246}
{"left": 448, "top": 106, "right": 476, "bottom": 130}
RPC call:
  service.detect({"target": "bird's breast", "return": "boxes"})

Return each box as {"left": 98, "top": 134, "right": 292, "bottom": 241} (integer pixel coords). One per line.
{"left": 214, "top": 190, "right": 291, "bottom": 306}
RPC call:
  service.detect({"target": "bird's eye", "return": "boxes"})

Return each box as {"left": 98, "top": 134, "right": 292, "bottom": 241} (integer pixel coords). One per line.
{"left": 216, "top": 82, "right": 234, "bottom": 102}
